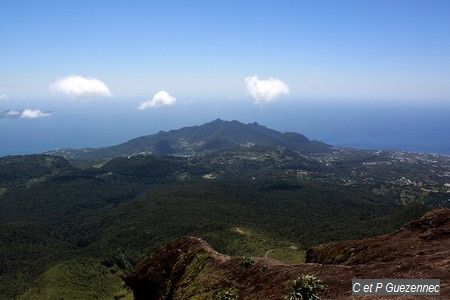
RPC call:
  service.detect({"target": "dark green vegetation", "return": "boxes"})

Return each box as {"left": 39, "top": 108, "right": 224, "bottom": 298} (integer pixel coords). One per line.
{"left": 241, "top": 257, "right": 254, "bottom": 268}
{"left": 1, "top": 122, "right": 449, "bottom": 298}
{"left": 286, "top": 274, "right": 326, "bottom": 300}
{"left": 0, "top": 155, "right": 74, "bottom": 184}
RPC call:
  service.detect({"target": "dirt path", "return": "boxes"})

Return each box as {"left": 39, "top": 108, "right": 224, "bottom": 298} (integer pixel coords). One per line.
{"left": 264, "top": 249, "right": 276, "bottom": 258}
{"left": 235, "top": 227, "right": 246, "bottom": 235}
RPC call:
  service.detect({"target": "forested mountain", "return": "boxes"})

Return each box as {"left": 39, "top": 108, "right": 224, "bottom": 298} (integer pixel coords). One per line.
{"left": 47, "top": 119, "right": 330, "bottom": 160}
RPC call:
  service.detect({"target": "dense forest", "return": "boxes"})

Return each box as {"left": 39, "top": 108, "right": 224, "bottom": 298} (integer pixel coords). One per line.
{"left": 0, "top": 148, "right": 441, "bottom": 299}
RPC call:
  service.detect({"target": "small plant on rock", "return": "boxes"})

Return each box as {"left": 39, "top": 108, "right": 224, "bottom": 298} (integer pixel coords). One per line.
{"left": 286, "top": 274, "right": 326, "bottom": 300}
{"left": 241, "top": 256, "right": 254, "bottom": 268}
{"left": 217, "top": 287, "right": 239, "bottom": 300}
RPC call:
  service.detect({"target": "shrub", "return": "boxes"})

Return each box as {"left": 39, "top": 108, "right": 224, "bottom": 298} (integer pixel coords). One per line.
{"left": 286, "top": 274, "right": 326, "bottom": 300}
{"left": 241, "top": 256, "right": 254, "bottom": 268}
{"left": 217, "top": 287, "right": 239, "bottom": 300}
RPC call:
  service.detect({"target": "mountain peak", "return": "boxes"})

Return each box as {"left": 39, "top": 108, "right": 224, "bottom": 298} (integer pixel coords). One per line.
{"left": 208, "top": 118, "right": 225, "bottom": 124}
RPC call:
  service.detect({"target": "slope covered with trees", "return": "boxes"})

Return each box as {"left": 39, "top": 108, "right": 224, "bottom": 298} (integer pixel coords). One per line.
{"left": 0, "top": 151, "right": 432, "bottom": 298}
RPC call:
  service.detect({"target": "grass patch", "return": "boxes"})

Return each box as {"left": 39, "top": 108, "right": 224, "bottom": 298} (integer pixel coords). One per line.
{"left": 267, "top": 248, "right": 306, "bottom": 264}
{"left": 17, "top": 259, "right": 132, "bottom": 300}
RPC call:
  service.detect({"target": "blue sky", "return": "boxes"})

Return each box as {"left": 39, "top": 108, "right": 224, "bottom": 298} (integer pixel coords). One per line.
{"left": 1, "top": 0, "right": 450, "bottom": 101}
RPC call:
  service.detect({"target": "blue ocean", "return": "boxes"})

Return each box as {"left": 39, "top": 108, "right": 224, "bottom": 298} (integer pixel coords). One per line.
{"left": 1, "top": 99, "right": 449, "bottom": 156}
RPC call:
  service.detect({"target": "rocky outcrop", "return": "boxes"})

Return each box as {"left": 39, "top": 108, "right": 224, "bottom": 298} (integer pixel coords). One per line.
{"left": 126, "top": 209, "right": 450, "bottom": 299}
{"left": 307, "top": 208, "right": 450, "bottom": 266}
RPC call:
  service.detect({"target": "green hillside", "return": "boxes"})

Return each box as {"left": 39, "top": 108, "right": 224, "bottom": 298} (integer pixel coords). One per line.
{"left": 17, "top": 259, "right": 131, "bottom": 300}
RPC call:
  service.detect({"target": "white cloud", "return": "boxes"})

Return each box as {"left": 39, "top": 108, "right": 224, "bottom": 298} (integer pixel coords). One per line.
{"left": 0, "top": 94, "right": 7, "bottom": 101}
{"left": 1, "top": 109, "right": 52, "bottom": 119}
{"left": 50, "top": 75, "right": 112, "bottom": 98}
{"left": 139, "top": 91, "right": 176, "bottom": 109}
{"left": 21, "top": 109, "right": 52, "bottom": 119}
{"left": 245, "top": 75, "right": 290, "bottom": 103}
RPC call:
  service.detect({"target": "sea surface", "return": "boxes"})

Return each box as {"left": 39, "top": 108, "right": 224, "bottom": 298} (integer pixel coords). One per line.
{"left": 1, "top": 99, "right": 449, "bottom": 156}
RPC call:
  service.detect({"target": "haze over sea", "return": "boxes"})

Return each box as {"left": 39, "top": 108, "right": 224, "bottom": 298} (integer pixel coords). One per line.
{"left": 1, "top": 99, "right": 449, "bottom": 156}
